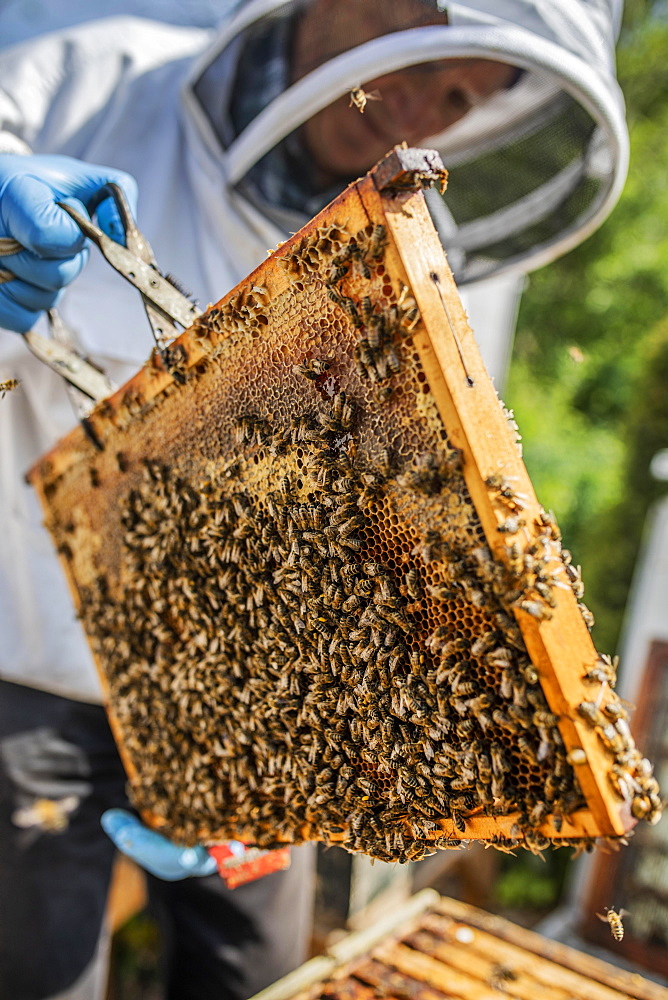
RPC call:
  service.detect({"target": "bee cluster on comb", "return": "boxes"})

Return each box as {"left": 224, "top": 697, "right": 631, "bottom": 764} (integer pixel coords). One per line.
{"left": 32, "top": 149, "right": 661, "bottom": 861}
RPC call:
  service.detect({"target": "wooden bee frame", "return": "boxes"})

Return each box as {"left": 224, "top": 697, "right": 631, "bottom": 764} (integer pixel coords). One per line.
{"left": 28, "top": 147, "right": 659, "bottom": 858}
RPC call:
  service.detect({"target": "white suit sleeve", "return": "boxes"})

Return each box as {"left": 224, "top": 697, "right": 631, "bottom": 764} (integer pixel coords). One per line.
{"left": 0, "top": 27, "right": 113, "bottom": 155}
{"left": 0, "top": 17, "right": 208, "bottom": 159}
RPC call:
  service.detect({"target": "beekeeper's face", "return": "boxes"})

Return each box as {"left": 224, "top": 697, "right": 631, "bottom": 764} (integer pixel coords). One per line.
{"left": 292, "top": 0, "right": 517, "bottom": 179}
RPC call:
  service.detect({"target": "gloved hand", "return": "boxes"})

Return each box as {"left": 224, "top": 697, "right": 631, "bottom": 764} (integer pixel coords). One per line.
{"left": 101, "top": 809, "right": 218, "bottom": 881}
{"left": 0, "top": 153, "right": 138, "bottom": 333}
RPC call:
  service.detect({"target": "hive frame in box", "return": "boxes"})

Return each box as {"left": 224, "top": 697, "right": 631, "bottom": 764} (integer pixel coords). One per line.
{"left": 248, "top": 890, "right": 668, "bottom": 1000}
{"left": 28, "top": 147, "right": 656, "bottom": 858}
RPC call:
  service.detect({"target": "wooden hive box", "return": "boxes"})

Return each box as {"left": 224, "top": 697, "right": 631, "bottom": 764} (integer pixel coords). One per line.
{"left": 248, "top": 890, "right": 668, "bottom": 1000}
{"left": 27, "top": 147, "right": 661, "bottom": 860}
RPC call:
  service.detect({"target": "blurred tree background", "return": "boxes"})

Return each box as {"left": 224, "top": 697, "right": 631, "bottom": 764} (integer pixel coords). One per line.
{"left": 493, "top": 0, "right": 668, "bottom": 912}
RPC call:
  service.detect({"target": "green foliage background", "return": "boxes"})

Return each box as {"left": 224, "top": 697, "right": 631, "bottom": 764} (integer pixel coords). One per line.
{"left": 493, "top": 1, "right": 668, "bottom": 911}
{"left": 504, "top": 1, "right": 668, "bottom": 662}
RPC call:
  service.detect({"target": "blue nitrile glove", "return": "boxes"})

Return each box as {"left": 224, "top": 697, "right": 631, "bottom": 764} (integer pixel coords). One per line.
{"left": 0, "top": 153, "right": 138, "bottom": 333}
{"left": 101, "top": 809, "right": 218, "bottom": 881}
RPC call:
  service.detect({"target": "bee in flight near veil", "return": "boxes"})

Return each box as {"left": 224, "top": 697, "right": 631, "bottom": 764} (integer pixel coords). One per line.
{"left": 597, "top": 906, "right": 628, "bottom": 942}
{"left": 0, "top": 377, "right": 20, "bottom": 398}
{"left": 349, "top": 87, "right": 382, "bottom": 113}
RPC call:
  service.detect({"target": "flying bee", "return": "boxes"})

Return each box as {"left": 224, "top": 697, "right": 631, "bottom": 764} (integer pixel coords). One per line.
{"left": 0, "top": 377, "right": 20, "bottom": 398}
{"left": 349, "top": 86, "right": 382, "bottom": 113}
{"left": 597, "top": 907, "right": 628, "bottom": 942}
{"left": 12, "top": 795, "right": 80, "bottom": 833}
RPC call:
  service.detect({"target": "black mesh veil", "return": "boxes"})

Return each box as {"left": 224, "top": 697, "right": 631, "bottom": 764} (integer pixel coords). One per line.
{"left": 188, "top": 0, "right": 627, "bottom": 282}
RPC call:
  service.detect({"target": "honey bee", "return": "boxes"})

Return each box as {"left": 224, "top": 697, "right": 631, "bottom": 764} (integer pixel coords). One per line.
{"left": 355, "top": 257, "right": 371, "bottom": 280}
{"left": 488, "top": 965, "right": 518, "bottom": 991}
{"left": 12, "top": 795, "right": 80, "bottom": 833}
{"left": 377, "top": 346, "right": 397, "bottom": 377}
{"left": 0, "top": 377, "right": 20, "bottom": 398}
{"left": 368, "top": 224, "right": 387, "bottom": 260}
{"left": 562, "top": 558, "right": 585, "bottom": 598}
{"left": 597, "top": 907, "right": 628, "bottom": 942}
{"left": 497, "top": 515, "right": 526, "bottom": 535}
{"left": 516, "top": 599, "right": 553, "bottom": 621}
{"left": 328, "top": 263, "right": 348, "bottom": 284}
{"left": 403, "top": 306, "right": 420, "bottom": 331}
{"left": 533, "top": 580, "right": 557, "bottom": 607}
{"left": 578, "top": 602, "right": 595, "bottom": 629}
{"left": 602, "top": 699, "right": 628, "bottom": 723}
{"left": 520, "top": 662, "right": 539, "bottom": 685}
{"left": 339, "top": 296, "right": 362, "bottom": 328}
{"left": 326, "top": 282, "right": 346, "bottom": 306}
{"left": 577, "top": 700, "right": 607, "bottom": 727}
{"left": 585, "top": 653, "right": 619, "bottom": 687}
{"left": 537, "top": 508, "right": 561, "bottom": 540}
{"left": 359, "top": 296, "right": 374, "bottom": 324}
{"left": 293, "top": 357, "right": 332, "bottom": 380}
{"left": 349, "top": 87, "right": 382, "bottom": 113}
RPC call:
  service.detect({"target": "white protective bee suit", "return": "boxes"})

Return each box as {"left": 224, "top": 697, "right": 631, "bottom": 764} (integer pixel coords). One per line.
{"left": 0, "top": 1, "right": 628, "bottom": 997}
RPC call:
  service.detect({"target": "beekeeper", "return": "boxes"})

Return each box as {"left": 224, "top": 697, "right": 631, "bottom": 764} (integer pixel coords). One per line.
{"left": 0, "top": 1, "right": 627, "bottom": 998}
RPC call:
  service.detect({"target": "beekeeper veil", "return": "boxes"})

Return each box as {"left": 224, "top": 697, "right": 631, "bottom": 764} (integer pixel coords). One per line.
{"left": 189, "top": 0, "right": 627, "bottom": 283}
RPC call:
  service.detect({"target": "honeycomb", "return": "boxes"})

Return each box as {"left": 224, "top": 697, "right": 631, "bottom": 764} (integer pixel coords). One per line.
{"left": 29, "top": 148, "right": 661, "bottom": 862}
